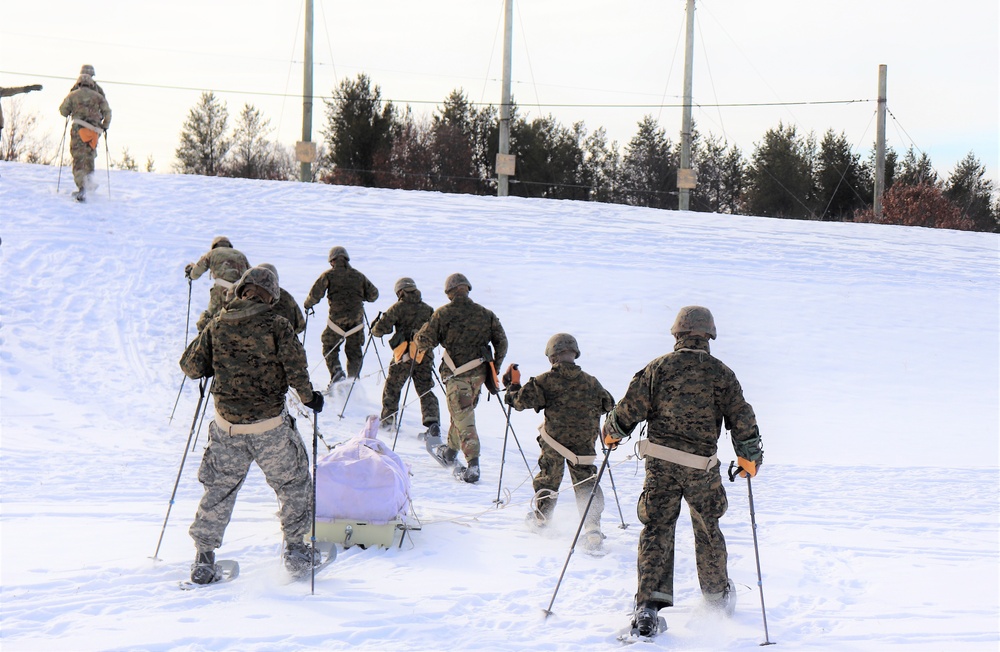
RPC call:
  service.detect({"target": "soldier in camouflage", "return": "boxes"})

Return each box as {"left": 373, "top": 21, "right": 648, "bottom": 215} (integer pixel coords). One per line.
{"left": 303, "top": 246, "right": 379, "bottom": 387}
{"left": 70, "top": 65, "right": 106, "bottom": 97}
{"left": 414, "top": 273, "right": 507, "bottom": 483}
{"left": 184, "top": 236, "right": 251, "bottom": 332}
{"left": 58, "top": 71, "right": 111, "bottom": 200}
{"left": 259, "top": 263, "right": 306, "bottom": 335}
{"left": 370, "top": 277, "right": 440, "bottom": 433}
{"left": 180, "top": 266, "right": 324, "bottom": 583}
{"left": 602, "top": 306, "right": 763, "bottom": 637}
{"left": 504, "top": 333, "right": 615, "bottom": 552}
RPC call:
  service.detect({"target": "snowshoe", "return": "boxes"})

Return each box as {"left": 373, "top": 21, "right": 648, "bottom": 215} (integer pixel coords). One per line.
{"left": 705, "top": 578, "right": 737, "bottom": 616}
{"left": 454, "top": 459, "right": 480, "bottom": 483}
{"left": 617, "top": 605, "right": 667, "bottom": 643}
{"left": 181, "top": 551, "right": 240, "bottom": 589}
{"left": 428, "top": 440, "right": 458, "bottom": 468}
{"left": 582, "top": 530, "right": 607, "bottom": 555}
{"left": 283, "top": 540, "right": 324, "bottom": 578}
{"left": 72, "top": 189, "right": 86, "bottom": 203}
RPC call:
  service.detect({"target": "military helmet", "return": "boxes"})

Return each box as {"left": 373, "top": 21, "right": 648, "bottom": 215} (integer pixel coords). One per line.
{"left": 328, "top": 246, "right": 349, "bottom": 262}
{"left": 670, "top": 306, "right": 717, "bottom": 340}
{"left": 258, "top": 263, "right": 279, "bottom": 284}
{"left": 233, "top": 266, "right": 279, "bottom": 303}
{"left": 211, "top": 236, "right": 233, "bottom": 249}
{"left": 80, "top": 64, "right": 96, "bottom": 77}
{"left": 545, "top": 333, "right": 580, "bottom": 359}
{"left": 394, "top": 277, "right": 417, "bottom": 297}
{"left": 444, "top": 273, "right": 471, "bottom": 294}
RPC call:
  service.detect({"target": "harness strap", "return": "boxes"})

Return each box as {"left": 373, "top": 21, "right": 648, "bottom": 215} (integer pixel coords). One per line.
{"left": 215, "top": 410, "right": 286, "bottom": 435}
{"left": 72, "top": 117, "right": 104, "bottom": 135}
{"left": 538, "top": 424, "right": 597, "bottom": 466}
{"left": 213, "top": 278, "right": 234, "bottom": 290}
{"left": 637, "top": 439, "right": 719, "bottom": 471}
{"left": 441, "top": 349, "right": 483, "bottom": 376}
{"left": 327, "top": 319, "right": 364, "bottom": 338}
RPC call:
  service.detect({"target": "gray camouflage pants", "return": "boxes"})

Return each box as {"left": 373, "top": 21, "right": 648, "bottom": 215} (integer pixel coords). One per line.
{"left": 189, "top": 417, "right": 313, "bottom": 553}
{"left": 636, "top": 459, "right": 729, "bottom": 608}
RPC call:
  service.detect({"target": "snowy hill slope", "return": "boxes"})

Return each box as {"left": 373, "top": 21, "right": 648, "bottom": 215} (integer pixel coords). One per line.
{"left": 1, "top": 162, "right": 997, "bottom": 650}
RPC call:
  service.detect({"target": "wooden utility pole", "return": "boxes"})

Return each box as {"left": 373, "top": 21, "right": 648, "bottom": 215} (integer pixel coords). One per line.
{"left": 677, "top": 0, "right": 697, "bottom": 210}
{"left": 874, "top": 65, "right": 887, "bottom": 219}
{"left": 497, "top": 0, "right": 515, "bottom": 197}
{"left": 297, "top": 0, "right": 316, "bottom": 182}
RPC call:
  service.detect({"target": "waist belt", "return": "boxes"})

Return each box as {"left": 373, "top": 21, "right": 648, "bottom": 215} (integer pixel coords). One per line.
{"left": 215, "top": 410, "right": 287, "bottom": 435}
{"left": 538, "top": 424, "right": 597, "bottom": 466}
{"left": 392, "top": 341, "right": 424, "bottom": 364}
{"left": 442, "top": 349, "right": 483, "bottom": 376}
{"left": 72, "top": 117, "right": 104, "bottom": 135}
{"left": 213, "top": 278, "right": 234, "bottom": 290}
{"left": 637, "top": 440, "right": 718, "bottom": 471}
{"left": 327, "top": 319, "right": 364, "bottom": 338}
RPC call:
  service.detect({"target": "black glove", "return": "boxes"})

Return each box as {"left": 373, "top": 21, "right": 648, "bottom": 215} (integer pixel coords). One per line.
{"left": 303, "top": 392, "right": 324, "bottom": 413}
{"left": 184, "top": 263, "right": 194, "bottom": 279}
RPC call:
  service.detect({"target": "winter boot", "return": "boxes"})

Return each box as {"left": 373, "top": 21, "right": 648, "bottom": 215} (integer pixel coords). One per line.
{"left": 72, "top": 189, "right": 86, "bottom": 203}
{"left": 525, "top": 509, "right": 548, "bottom": 531}
{"left": 419, "top": 422, "right": 440, "bottom": 441}
{"left": 433, "top": 444, "right": 458, "bottom": 467}
{"left": 284, "top": 540, "right": 322, "bottom": 576}
{"left": 582, "top": 529, "right": 606, "bottom": 554}
{"left": 457, "top": 458, "right": 480, "bottom": 484}
{"left": 631, "top": 603, "right": 661, "bottom": 637}
{"left": 705, "top": 578, "right": 737, "bottom": 616}
{"left": 190, "top": 550, "right": 218, "bottom": 585}
{"left": 326, "top": 369, "right": 346, "bottom": 393}
{"left": 379, "top": 415, "right": 395, "bottom": 431}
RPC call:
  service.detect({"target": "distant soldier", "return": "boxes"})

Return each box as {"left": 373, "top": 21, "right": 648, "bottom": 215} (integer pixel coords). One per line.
{"left": 58, "top": 70, "right": 111, "bottom": 201}
{"left": 0, "top": 83, "right": 43, "bottom": 134}
{"left": 259, "top": 263, "right": 306, "bottom": 335}
{"left": 370, "top": 277, "right": 440, "bottom": 435}
{"left": 602, "top": 306, "right": 763, "bottom": 638}
{"left": 415, "top": 273, "right": 507, "bottom": 484}
{"left": 184, "top": 236, "right": 251, "bottom": 331}
{"left": 303, "top": 246, "right": 379, "bottom": 388}
{"left": 504, "top": 333, "right": 615, "bottom": 552}
{"left": 70, "top": 65, "right": 106, "bottom": 97}
{"left": 179, "top": 266, "right": 325, "bottom": 583}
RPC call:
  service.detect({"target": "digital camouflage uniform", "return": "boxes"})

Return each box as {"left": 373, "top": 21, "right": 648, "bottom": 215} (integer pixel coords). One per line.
{"left": 187, "top": 244, "right": 251, "bottom": 331}
{"left": 303, "top": 261, "right": 378, "bottom": 380}
{"left": 506, "top": 361, "right": 614, "bottom": 533}
{"left": 58, "top": 76, "right": 111, "bottom": 194}
{"left": 370, "top": 288, "right": 439, "bottom": 428}
{"left": 414, "top": 295, "right": 507, "bottom": 462}
{"left": 273, "top": 287, "right": 306, "bottom": 335}
{"left": 179, "top": 296, "right": 320, "bottom": 555}
{"left": 612, "top": 334, "right": 761, "bottom": 610}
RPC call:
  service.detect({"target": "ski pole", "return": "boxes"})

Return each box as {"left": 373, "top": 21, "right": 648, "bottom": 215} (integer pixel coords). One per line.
{"left": 391, "top": 356, "right": 417, "bottom": 451}
{"left": 363, "top": 311, "right": 387, "bottom": 381}
{"left": 493, "top": 392, "right": 517, "bottom": 506}
{"left": 542, "top": 446, "right": 613, "bottom": 618}
{"left": 302, "top": 307, "right": 312, "bottom": 345}
{"left": 311, "top": 409, "right": 319, "bottom": 595}
{"left": 337, "top": 326, "right": 378, "bottom": 419}
{"left": 190, "top": 386, "right": 212, "bottom": 451}
{"left": 56, "top": 115, "right": 69, "bottom": 192}
{"left": 103, "top": 130, "right": 111, "bottom": 199}
{"left": 152, "top": 377, "right": 207, "bottom": 560}
{"left": 728, "top": 461, "right": 775, "bottom": 646}
{"left": 496, "top": 399, "right": 533, "bottom": 475}
{"left": 602, "top": 446, "right": 628, "bottom": 529}
{"left": 168, "top": 279, "right": 194, "bottom": 424}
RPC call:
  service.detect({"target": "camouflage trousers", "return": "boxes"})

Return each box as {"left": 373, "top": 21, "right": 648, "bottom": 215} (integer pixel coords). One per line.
{"left": 69, "top": 131, "right": 97, "bottom": 191}
{"left": 321, "top": 324, "right": 364, "bottom": 378}
{"left": 533, "top": 439, "right": 604, "bottom": 533}
{"left": 443, "top": 367, "right": 485, "bottom": 462}
{"left": 381, "top": 357, "right": 439, "bottom": 427}
{"left": 636, "top": 459, "right": 729, "bottom": 609}
{"left": 196, "top": 285, "right": 229, "bottom": 332}
{"left": 189, "top": 417, "right": 313, "bottom": 553}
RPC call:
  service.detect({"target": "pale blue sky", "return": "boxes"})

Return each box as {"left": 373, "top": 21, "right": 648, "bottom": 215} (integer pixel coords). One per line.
{"left": 3, "top": 0, "right": 997, "bottom": 184}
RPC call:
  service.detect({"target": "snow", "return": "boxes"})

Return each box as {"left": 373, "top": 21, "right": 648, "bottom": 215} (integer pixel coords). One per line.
{"left": 1, "top": 161, "right": 998, "bottom": 651}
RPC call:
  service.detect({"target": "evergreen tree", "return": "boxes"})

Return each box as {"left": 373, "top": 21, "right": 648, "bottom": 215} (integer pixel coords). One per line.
{"left": 224, "top": 103, "right": 289, "bottom": 180}
{"left": 175, "top": 92, "right": 231, "bottom": 176}
{"left": 691, "top": 133, "right": 745, "bottom": 214}
{"left": 114, "top": 147, "right": 138, "bottom": 171}
{"left": 510, "top": 114, "right": 585, "bottom": 199}
{"left": 944, "top": 152, "right": 998, "bottom": 232}
{"left": 815, "top": 129, "right": 867, "bottom": 220}
{"left": 896, "top": 147, "right": 937, "bottom": 186}
{"left": 620, "top": 115, "right": 677, "bottom": 209}
{"left": 745, "top": 122, "right": 815, "bottom": 219}
{"left": 386, "top": 107, "right": 434, "bottom": 191}
{"left": 578, "top": 126, "right": 621, "bottom": 203}
{"left": 430, "top": 89, "right": 480, "bottom": 194}
{"left": 320, "top": 73, "right": 395, "bottom": 187}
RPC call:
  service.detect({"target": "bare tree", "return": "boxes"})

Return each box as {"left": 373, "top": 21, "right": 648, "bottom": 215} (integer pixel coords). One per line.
{"left": 1, "top": 98, "right": 52, "bottom": 163}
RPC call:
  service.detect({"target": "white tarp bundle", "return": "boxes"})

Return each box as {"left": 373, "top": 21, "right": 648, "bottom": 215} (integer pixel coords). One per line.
{"left": 315, "top": 415, "right": 411, "bottom": 524}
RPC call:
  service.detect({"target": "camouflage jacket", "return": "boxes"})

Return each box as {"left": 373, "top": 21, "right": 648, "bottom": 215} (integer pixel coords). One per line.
{"left": 274, "top": 287, "right": 306, "bottom": 335}
{"left": 415, "top": 295, "right": 507, "bottom": 380}
{"left": 303, "top": 263, "right": 378, "bottom": 327}
{"left": 613, "top": 335, "right": 760, "bottom": 459}
{"left": 179, "top": 298, "right": 316, "bottom": 423}
{"left": 189, "top": 246, "right": 250, "bottom": 284}
{"left": 58, "top": 85, "right": 111, "bottom": 131}
{"left": 507, "top": 362, "right": 615, "bottom": 455}
{"left": 370, "top": 289, "right": 433, "bottom": 350}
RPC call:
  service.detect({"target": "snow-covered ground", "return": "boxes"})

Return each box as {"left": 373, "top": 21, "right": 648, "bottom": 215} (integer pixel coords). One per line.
{"left": 1, "top": 162, "right": 997, "bottom": 651}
